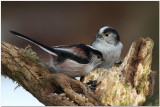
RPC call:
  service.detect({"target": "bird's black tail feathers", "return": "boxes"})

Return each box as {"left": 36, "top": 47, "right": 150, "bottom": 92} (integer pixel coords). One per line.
{"left": 10, "top": 31, "right": 57, "bottom": 56}
{"left": 10, "top": 31, "right": 90, "bottom": 64}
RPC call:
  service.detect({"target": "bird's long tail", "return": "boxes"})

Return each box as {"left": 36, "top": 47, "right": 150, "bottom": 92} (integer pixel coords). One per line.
{"left": 10, "top": 31, "right": 57, "bottom": 56}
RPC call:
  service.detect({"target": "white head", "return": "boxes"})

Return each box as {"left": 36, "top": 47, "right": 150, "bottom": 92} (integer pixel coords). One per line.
{"left": 92, "top": 26, "right": 120, "bottom": 46}
{"left": 90, "top": 52, "right": 104, "bottom": 67}
{"left": 87, "top": 47, "right": 105, "bottom": 66}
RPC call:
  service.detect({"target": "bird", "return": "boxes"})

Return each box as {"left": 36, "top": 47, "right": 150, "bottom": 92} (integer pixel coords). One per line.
{"left": 10, "top": 31, "right": 105, "bottom": 77}
{"left": 91, "top": 26, "right": 123, "bottom": 69}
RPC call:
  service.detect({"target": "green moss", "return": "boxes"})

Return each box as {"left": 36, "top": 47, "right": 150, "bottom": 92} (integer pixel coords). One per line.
{"left": 118, "top": 83, "right": 131, "bottom": 106}
{"left": 114, "top": 74, "right": 119, "bottom": 79}
{"left": 119, "top": 102, "right": 126, "bottom": 106}
{"left": 142, "top": 94, "right": 159, "bottom": 106}
{"left": 2, "top": 63, "right": 16, "bottom": 83}
{"left": 145, "top": 95, "right": 153, "bottom": 100}
{"left": 137, "top": 71, "right": 149, "bottom": 93}
{"left": 2, "top": 42, "right": 4, "bottom": 45}
{"left": 22, "top": 45, "right": 40, "bottom": 63}
{"left": 124, "top": 82, "right": 131, "bottom": 88}
{"left": 119, "top": 92, "right": 130, "bottom": 106}
{"left": 121, "top": 92, "right": 125, "bottom": 95}
{"left": 113, "top": 90, "right": 117, "bottom": 98}
{"left": 111, "top": 89, "right": 117, "bottom": 98}
{"left": 15, "top": 61, "right": 20, "bottom": 66}
{"left": 2, "top": 63, "right": 29, "bottom": 90}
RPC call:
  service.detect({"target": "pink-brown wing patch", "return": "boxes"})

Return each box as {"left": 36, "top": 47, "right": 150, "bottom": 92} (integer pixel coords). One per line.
{"left": 71, "top": 47, "right": 88, "bottom": 59}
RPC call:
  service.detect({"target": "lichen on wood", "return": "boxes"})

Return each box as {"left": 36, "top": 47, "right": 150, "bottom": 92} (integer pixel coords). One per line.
{"left": 82, "top": 38, "right": 155, "bottom": 106}
{"left": 1, "top": 37, "right": 156, "bottom": 106}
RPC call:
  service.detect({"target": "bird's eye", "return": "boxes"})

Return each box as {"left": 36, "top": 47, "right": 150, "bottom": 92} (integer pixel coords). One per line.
{"left": 105, "top": 33, "right": 109, "bottom": 37}
{"left": 97, "top": 55, "right": 101, "bottom": 59}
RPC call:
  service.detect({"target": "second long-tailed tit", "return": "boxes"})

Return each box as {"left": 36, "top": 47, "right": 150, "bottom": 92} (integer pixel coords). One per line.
{"left": 91, "top": 26, "right": 123, "bottom": 69}
{"left": 10, "top": 31, "right": 105, "bottom": 77}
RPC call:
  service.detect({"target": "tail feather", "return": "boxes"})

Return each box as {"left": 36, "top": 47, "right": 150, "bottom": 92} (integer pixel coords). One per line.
{"left": 10, "top": 31, "right": 90, "bottom": 64}
{"left": 10, "top": 31, "right": 57, "bottom": 56}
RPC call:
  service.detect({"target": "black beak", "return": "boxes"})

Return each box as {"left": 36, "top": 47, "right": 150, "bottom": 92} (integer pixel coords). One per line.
{"left": 101, "top": 58, "right": 105, "bottom": 61}
{"left": 96, "top": 34, "right": 102, "bottom": 38}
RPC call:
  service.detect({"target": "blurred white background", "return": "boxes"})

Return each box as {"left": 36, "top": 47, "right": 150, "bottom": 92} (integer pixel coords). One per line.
{"left": 1, "top": 76, "right": 44, "bottom": 106}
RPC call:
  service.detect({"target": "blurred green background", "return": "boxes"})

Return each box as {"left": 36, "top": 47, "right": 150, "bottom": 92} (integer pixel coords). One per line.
{"left": 1, "top": 1, "right": 159, "bottom": 106}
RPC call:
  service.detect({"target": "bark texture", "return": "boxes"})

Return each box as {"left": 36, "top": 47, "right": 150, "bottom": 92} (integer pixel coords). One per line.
{"left": 1, "top": 42, "right": 103, "bottom": 106}
{"left": 82, "top": 38, "right": 156, "bottom": 106}
{"left": 1, "top": 37, "right": 156, "bottom": 106}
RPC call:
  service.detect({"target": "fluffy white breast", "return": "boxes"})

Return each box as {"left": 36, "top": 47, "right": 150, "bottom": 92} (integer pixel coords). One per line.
{"left": 92, "top": 39, "right": 123, "bottom": 69}
{"left": 50, "top": 57, "right": 94, "bottom": 77}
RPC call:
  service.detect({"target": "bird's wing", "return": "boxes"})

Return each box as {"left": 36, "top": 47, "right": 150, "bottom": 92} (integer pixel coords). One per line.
{"left": 10, "top": 31, "right": 90, "bottom": 64}
{"left": 51, "top": 44, "right": 90, "bottom": 64}
{"left": 52, "top": 44, "right": 89, "bottom": 59}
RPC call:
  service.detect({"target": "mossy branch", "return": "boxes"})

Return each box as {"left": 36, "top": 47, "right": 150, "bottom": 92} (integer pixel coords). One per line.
{"left": 1, "top": 41, "right": 103, "bottom": 106}
{"left": 1, "top": 37, "right": 156, "bottom": 106}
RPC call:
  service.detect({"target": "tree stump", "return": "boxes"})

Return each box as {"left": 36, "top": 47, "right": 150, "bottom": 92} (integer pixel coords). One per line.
{"left": 82, "top": 37, "right": 156, "bottom": 106}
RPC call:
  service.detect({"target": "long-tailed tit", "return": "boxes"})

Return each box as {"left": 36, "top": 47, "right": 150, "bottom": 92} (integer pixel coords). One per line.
{"left": 91, "top": 26, "right": 123, "bottom": 69}
{"left": 10, "top": 31, "right": 104, "bottom": 77}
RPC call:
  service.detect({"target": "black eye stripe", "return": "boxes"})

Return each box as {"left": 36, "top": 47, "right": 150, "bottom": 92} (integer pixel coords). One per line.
{"left": 96, "top": 27, "right": 120, "bottom": 41}
{"left": 97, "top": 55, "right": 101, "bottom": 59}
{"left": 105, "top": 33, "right": 109, "bottom": 36}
